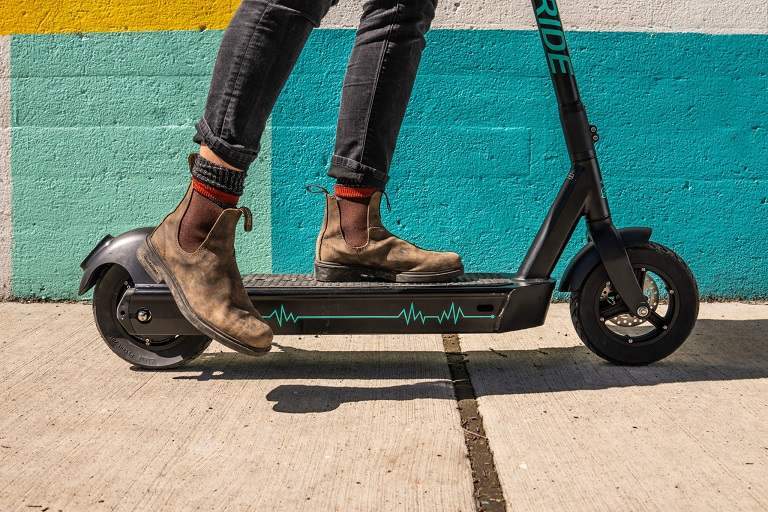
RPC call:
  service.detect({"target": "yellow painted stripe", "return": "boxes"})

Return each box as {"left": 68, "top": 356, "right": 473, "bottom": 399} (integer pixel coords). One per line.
{"left": 1, "top": 0, "right": 237, "bottom": 35}
{"left": 3, "top": 0, "right": 767, "bottom": 35}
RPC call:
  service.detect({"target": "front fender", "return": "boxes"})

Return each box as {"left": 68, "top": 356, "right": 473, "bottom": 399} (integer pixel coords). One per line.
{"left": 78, "top": 227, "right": 155, "bottom": 295}
{"left": 558, "top": 227, "right": 652, "bottom": 293}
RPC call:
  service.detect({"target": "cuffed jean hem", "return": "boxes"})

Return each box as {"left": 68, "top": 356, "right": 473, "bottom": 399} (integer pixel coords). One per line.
{"left": 328, "top": 155, "right": 390, "bottom": 190}
{"left": 193, "top": 118, "right": 260, "bottom": 170}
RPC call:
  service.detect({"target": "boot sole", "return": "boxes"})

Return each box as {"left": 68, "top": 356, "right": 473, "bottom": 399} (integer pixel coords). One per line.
{"left": 136, "top": 237, "right": 271, "bottom": 357}
{"left": 314, "top": 260, "right": 465, "bottom": 283}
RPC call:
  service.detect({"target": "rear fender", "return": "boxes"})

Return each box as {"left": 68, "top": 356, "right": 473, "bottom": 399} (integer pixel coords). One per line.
{"left": 78, "top": 227, "right": 155, "bottom": 295}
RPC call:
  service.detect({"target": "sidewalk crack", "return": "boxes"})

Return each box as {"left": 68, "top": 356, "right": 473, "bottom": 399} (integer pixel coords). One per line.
{"left": 443, "top": 333, "right": 506, "bottom": 512}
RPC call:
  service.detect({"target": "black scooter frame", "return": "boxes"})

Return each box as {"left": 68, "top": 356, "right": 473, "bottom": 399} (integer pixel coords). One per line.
{"left": 79, "top": 0, "right": 651, "bottom": 337}
{"left": 517, "top": 0, "right": 649, "bottom": 316}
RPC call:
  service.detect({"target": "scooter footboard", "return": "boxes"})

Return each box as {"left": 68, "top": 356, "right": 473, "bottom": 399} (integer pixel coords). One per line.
{"left": 117, "top": 274, "right": 556, "bottom": 336}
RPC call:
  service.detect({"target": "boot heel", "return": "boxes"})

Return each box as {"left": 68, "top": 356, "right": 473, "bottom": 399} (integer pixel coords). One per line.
{"left": 136, "top": 239, "right": 166, "bottom": 284}
{"left": 314, "top": 261, "right": 364, "bottom": 282}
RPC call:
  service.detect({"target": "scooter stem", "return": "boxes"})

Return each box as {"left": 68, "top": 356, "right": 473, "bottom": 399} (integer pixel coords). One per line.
{"left": 521, "top": 0, "right": 650, "bottom": 316}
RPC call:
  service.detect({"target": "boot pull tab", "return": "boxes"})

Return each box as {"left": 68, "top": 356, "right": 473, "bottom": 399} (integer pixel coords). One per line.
{"left": 239, "top": 206, "right": 253, "bottom": 232}
{"left": 306, "top": 184, "right": 330, "bottom": 195}
{"left": 382, "top": 190, "right": 392, "bottom": 212}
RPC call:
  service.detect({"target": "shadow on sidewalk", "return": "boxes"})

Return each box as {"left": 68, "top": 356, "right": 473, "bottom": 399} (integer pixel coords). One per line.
{"left": 164, "top": 318, "right": 768, "bottom": 413}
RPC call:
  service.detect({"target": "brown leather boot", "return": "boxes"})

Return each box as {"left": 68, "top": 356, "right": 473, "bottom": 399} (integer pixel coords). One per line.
{"left": 137, "top": 185, "right": 273, "bottom": 356}
{"left": 314, "top": 190, "right": 464, "bottom": 282}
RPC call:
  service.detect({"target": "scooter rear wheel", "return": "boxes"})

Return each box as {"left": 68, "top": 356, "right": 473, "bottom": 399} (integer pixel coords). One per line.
{"left": 570, "top": 242, "right": 698, "bottom": 365}
{"left": 92, "top": 264, "right": 212, "bottom": 369}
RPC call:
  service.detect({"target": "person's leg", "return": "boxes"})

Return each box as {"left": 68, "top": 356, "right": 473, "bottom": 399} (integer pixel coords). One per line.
{"left": 181, "top": 0, "right": 338, "bottom": 251}
{"left": 194, "top": 0, "right": 337, "bottom": 170}
{"left": 329, "top": 0, "right": 437, "bottom": 191}
{"left": 139, "top": 0, "right": 337, "bottom": 355}
{"left": 315, "top": 0, "right": 464, "bottom": 282}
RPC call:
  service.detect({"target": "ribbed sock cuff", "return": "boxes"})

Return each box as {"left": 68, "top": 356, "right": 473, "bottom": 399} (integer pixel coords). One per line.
{"left": 334, "top": 185, "right": 377, "bottom": 199}
{"left": 190, "top": 154, "right": 247, "bottom": 208}
{"left": 192, "top": 178, "right": 239, "bottom": 208}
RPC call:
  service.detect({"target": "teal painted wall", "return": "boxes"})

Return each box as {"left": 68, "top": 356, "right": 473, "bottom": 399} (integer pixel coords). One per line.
{"left": 272, "top": 30, "right": 768, "bottom": 298}
{"left": 10, "top": 32, "right": 272, "bottom": 299}
{"left": 9, "top": 30, "right": 768, "bottom": 299}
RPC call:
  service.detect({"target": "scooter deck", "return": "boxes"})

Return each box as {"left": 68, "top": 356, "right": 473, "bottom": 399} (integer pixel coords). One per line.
{"left": 118, "top": 272, "right": 556, "bottom": 336}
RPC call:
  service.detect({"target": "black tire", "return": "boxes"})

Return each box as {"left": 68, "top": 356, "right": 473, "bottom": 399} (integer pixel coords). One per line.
{"left": 570, "top": 242, "right": 699, "bottom": 365}
{"left": 92, "top": 264, "right": 212, "bottom": 369}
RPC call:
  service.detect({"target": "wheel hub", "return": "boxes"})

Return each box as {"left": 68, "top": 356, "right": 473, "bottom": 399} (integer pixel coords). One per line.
{"left": 602, "top": 274, "right": 660, "bottom": 327}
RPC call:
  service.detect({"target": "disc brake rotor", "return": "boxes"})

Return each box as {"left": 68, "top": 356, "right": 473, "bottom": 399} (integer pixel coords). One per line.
{"left": 601, "top": 273, "right": 660, "bottom": 327}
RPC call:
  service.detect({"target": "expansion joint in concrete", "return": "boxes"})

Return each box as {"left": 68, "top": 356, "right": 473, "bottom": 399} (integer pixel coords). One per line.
{"left": 442, "top": 333, "right": 506, "bottom": 512}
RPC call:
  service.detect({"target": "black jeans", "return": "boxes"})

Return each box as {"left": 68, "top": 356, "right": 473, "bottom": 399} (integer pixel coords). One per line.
{"left": 193, "top": 0, "right": 437, "bottom": 190}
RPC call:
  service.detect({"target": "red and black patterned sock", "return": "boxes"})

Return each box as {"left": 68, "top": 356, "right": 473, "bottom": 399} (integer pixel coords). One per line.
{"left": 179, "top": 154, "right": 247, "bottom": 252}
{"left": 334, "top": 185, "right": 377, "bottom": 200}
{"left": 334, "top": 184, "right": 378, "bottom": 248}
{"left": 191, "top": 154, "right": 246, "bottom": 207}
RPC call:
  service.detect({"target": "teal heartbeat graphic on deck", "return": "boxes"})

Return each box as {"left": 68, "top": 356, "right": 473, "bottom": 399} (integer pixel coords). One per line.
{"left": 263, "top": 302, "right": 495, "bottom": 327}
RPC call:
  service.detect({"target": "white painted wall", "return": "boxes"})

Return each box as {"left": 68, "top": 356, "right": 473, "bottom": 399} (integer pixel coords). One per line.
{"left": 0, "top": 36, "right": 10, "bottom": 299}
{"left": 323, "top": 0, "right": 768, "bottom": 34}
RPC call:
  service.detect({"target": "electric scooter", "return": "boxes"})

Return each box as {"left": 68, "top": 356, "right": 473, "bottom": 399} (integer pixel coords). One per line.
{"left": 79, "top": 0, "right": 699, "bottom": 369}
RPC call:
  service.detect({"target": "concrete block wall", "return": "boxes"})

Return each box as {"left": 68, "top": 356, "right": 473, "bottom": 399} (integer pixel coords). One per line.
{"left": 1, "top": 35, "right": 10, "bottom": 299}
{"left": 0, "top": 1, "right": 766, "bottom": 300}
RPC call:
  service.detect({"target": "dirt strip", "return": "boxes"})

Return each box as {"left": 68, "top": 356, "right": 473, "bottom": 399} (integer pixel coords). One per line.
{"left": 443, "top": 333, "right": 506, "bottom": 512}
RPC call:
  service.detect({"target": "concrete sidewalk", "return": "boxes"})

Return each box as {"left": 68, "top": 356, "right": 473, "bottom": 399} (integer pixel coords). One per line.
{"left": 1, "top": 302, "right": 767, "bottom": 511}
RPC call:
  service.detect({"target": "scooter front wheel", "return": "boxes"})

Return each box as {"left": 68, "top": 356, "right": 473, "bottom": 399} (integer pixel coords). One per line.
{"left": 570, "top": 242, "right": 699, "bottom": 365}
{"left": 92, "top": 264, "right": 212, "bottom": 369}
